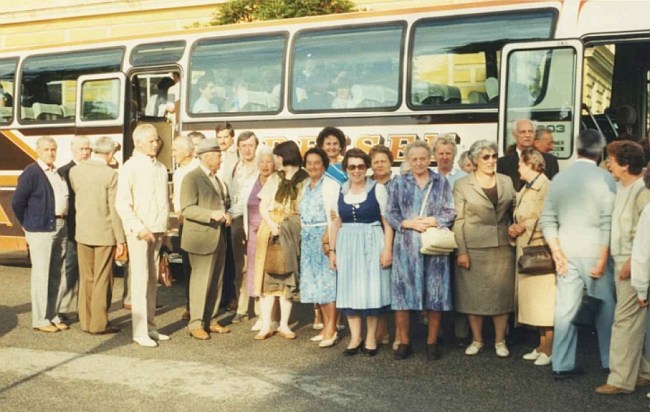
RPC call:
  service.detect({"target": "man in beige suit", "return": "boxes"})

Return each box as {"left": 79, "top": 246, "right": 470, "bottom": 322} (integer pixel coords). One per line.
{"left": 70, "top": 136, "right": 126, "bottom": 334}
{"left": 181, "top": 138, "right": 232, "bottom": 340}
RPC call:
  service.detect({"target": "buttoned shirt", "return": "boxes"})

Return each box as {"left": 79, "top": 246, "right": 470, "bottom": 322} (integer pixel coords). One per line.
{"left": 172, "top": 159, "right": 199, "bottom": 213}
{"left": 200, "top": 164, "right": 226, "bottom": 199}
{"left": 229, "top": 161, "right": 258, "bottom": 218}
{"left": 433, "top": 167, "right": 468, "bottom": 189}
{"left": 38, "top": 159, "right": 68, "bottom": 216}
{"left": 115, "top": 151, "right": 169, "bottom": 235}
{"left": 218, "top": 144, "right": 239, "bottom": 191}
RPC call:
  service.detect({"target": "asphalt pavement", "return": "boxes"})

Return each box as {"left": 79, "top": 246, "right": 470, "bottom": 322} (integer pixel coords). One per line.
{"left": 0, "top": 262, "right": 648, "bottom": 412}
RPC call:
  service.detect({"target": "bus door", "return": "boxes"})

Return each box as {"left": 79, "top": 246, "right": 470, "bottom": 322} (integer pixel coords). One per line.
{"left": 498, "top": 40, "right": 584, "bottom": 167}
{"left": 75, "top": 72, "right": 127, "bottom": 165}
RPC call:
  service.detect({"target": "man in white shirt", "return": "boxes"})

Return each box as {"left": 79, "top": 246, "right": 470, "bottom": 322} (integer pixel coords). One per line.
{"left": 432, "top": 134, "right": 467, "bottom": 190}
{"left": 116, "top": 124, "right": 170, "bottom": 348}
{"left": 192, "top": 76, "right": 219, "bottom": 114}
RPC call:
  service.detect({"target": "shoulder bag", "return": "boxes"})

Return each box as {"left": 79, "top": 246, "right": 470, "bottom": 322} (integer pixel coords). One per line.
{"left": 517, "top": 219, "right": 556, "bottom": 275}
{"left": 264, "top": 235, "right": 290, "bottom": 276}
{"left": 419, "top": 181, "right": 458, "bottom": 255}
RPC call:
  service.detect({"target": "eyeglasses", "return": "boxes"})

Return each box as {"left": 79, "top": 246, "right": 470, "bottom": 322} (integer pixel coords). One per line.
{"left": 346, "top": 164, "right": 367, "bottom": 171}
{"left": 481, "top": 154, "right": 498, "bottom": 161}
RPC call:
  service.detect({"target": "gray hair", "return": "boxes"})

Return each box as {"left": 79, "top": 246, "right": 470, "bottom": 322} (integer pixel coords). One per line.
{"left": 577, "top": 129, "right": 606, "bottom": 159}
{"left": 36, "top": 136, "right": 56, "bottom": 149}
{"left": 535, "top": 127, "right": 553, "bottom": 140}
{"left": 433, "top": 134, "right": 458, "bottom": 158}
{"left": 132, "top": 123, "right": 157, "bottom": 144}
{"left": 404, "top": 139, "right": 432, "bottom": 161}
{"left": 468, "top": 139, "right": 498, "bottom": 165}
{"left": 92, "top": 136, "right": 117, "bottom": 154}
{"left": 173, "top": 136, "right": 195, "bottom": 153}
{"left": 71, "top": 135, "right": 90, "bottom": 149}
{"left": 513, "top": 118, "right": 536, "bottom": 132}
{"left": 255, "top": 145, "right": 275, "bottom": 169}
{"left": 457, "top": 150, "right": 470, "bottom": 169}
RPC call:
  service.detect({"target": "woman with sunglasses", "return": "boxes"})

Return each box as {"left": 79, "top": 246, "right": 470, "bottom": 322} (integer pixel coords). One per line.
{"left": 329, "top": 148, "right": 394, "bottom": 357}
{"left": 452, "top": 139, "right": 516, "bottom": 358}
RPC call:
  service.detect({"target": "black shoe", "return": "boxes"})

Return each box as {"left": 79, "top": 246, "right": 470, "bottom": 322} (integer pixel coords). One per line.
{"left": 553, "top": 368, "right": 584, "bottom": 380}
{"left": 426, "top": 344, "right": 441, "bottom": 361}
{"left": 600, "top": 367, "right": 611, "bottom": 374}
{"left": 363, "top": 346, "right": 378, "bottom": 357}
{"left": 343, "top": 340, "right": 364, "bottom": 356}
{"left": 394, "top": 344, "right": 412, "bottom": 360}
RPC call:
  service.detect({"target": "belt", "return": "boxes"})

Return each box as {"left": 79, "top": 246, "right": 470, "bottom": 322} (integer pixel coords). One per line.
{"left": 302, "top": 222, "right": 328, "bottom": 227}
{"left": 55, "top": 215, "right": 66, "bottom": 219}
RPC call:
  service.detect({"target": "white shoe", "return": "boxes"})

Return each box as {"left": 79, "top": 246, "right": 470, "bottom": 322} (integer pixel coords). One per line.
{"left": 251, "top": 320, "right": 263, "bottom": 332}
{"left": 495, "top": 340, "right": 510, "bottom": 358}
{"left": 319, "top": 332, "right": 339, "bottom": 348}
{"left": 534, "top": 353, "right": 552, "bottom": 366}
{"left": 313, "top": 323, "right": 324, "bottom": 330}
{"left": 465, "top": 341, "right": 484, "bottom": 356}
{"left": 310, "top": 334, "right": 324, "bottom": 342}
{"left": 134, "top": 337, "right": 158, "bottom": 348}
{"left": 336, "top": 324, "right": 346, "bottom": 332}
{"left": 271, "top": 321, "right": 279, "bottom": 332}
{"left": 523, "top": 349, "right": 541, "bottom": 361}
{"left": 149, "top": 331, "right": 170, "bottom": 341}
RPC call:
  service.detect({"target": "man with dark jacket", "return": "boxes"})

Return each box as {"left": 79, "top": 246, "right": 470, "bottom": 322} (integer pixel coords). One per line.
{"left": 12, "top": 136, "right": 70, "bottom": 333}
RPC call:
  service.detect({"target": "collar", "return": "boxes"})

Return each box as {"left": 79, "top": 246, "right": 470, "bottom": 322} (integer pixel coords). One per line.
{"left": 133, "top": 150, "right": 157, "bottom": 164}
{"left": 341, "top": 177, "right": 375, "bottom": 195}
{"left": 91, "top": 155, "right": 108, "bottom": 165}
{"left": 516, "top": 148, "right": 522, "bottom": 158}
{"left": 200, "top": 164, "right": 215, "bottom": 179}
{"left": 37, "top": 158, "right": 56, "bottom": 172}
{"left": 404, "top": 169, "right": 437, "bottom": 186}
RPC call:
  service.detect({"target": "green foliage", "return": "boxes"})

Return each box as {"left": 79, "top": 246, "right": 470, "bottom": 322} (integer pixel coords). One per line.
{"left": 210, "top": 0, "right": 358, "bottom": 26}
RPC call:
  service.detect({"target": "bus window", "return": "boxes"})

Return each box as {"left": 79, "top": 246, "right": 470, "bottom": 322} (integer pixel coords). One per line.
{"left": 80, "top": 78, "right": 121, "bottom": 121}
{"left": 0, "top": 58, "right": 17, "bottom": 124}
{"left": 291, "top": 23, "right": 404, "bottom": 112}
{"left": 189, "top": 34, "right": 286, "bottom": 115}
{"left": 130, "top": 41, "right": 186, "bottom": 67}
{"left": 20, "top": 48, "right": 123, "bottom": 123}
{"left": 410, "top": 11, "right": 554, "bottom": 108}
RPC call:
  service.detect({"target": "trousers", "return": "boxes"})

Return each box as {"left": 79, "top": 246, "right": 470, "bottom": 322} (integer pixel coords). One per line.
{"left": 77, "top": 243, "right": 115, "bottom": 333}
{"left": 231, "top": 216, "right": 249, "bottom": 315}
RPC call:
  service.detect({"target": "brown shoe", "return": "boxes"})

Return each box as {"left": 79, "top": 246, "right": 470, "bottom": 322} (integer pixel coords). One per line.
{"left": 637, "top": 377, "right": 650, "bottom": 388}
{"left": 208, "top": 324, "right": 231, "bottom": 334}
{"left": 278, "top": 330, "right": 297, "bottom": 340}
{"left": 54, "top": 323, "right": 69, "bottom": 331}
{"left": 189, "top": 328, "right": 211, "bottom": 340}
{"left": 595, "top": 384, "right": 632, "bottom": 395}
{"left": 124, "top": 304, "right": 132, "bottom": 310}
{"left": 34, "top": 325, "right": 59, "bottom": 333}
{"left": 181, "top": 310, "right": 190, "bottom": 320}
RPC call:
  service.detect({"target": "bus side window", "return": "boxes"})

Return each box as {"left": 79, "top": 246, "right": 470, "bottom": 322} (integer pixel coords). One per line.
{"left": 291, "top": 23, "right": 403, "bottom": 112}
{"left": 0, "top": 58, "right": 17, "bottom": 125}
{"left": 80, "top": 78, "right": 121, "bottom": 121}
{"left": 409, "top": 10, "right": 554, "bottom": 109}
{"left": 19, "top": 48, "right": 123, "bottom": 123}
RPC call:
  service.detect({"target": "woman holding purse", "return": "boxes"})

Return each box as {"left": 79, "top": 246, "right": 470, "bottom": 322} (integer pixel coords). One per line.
{"left": 508, "top": 148, "right": 555, "bottom": 366}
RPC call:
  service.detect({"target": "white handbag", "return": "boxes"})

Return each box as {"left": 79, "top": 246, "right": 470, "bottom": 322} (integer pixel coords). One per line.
{"left": 418, "top": 181, "right": 458, "bottom": 255}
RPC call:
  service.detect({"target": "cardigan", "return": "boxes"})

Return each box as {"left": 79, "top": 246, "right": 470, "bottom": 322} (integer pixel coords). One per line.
{"left": 12, "top": 162, "right": 58, "bottom": 232}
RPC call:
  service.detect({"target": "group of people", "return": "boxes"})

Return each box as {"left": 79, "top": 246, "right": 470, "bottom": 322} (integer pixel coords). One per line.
{"left": 11, "top": 117, "right": 650, "bottom": 401}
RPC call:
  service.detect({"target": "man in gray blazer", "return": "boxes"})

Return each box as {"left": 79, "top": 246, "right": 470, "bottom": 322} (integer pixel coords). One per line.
{"left": 540, "top": 129, "right": 617, "bottom": 379}
{"left": 69, "top": 136, "right": 125, "bottom": 334}
{"left": 181, "top": 138, "right": 232, "bottom": 340}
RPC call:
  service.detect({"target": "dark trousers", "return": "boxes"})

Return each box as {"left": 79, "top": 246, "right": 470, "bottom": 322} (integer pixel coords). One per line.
{"left": 220, "top": 226, "right": 236, "bottom": 308}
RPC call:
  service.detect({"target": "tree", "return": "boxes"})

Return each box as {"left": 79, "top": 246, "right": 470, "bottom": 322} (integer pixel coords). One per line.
{"left": 210, "top": 0, "right": 358, "bottom": 26}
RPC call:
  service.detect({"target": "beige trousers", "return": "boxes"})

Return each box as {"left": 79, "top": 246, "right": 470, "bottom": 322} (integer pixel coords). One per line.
{"left": 607, "top": 259, "right": 650, "bottom": 391}
{"left": 188, "top": 235, "right": 226, "bottom": 331}
{"left": 126, "top": 234, "right": 163, "bottom": 340}
{"left": 77, "top": 243, "right": 115, "bottom": 333}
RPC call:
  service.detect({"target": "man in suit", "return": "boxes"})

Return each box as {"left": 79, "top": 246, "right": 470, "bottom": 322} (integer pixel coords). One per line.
{"left": 57, "top": 135, "right": 91, "bottom": 320}
{"left": 70, "top": 136, "right": 125, "bottom": 335}
{"left": 116, "top": 124, "right": 170, "bottom": 348}
{"left": 540, "top": 129, "right": 617, "bottom": 379}
{"left": 12, "top": 136, "right": 70, "bottom": 333}
{"left": 181, "top": 138, "right": 232, "bottom": 340}
{"left": 497, "top": 119, "right": 559, "bottom": 191}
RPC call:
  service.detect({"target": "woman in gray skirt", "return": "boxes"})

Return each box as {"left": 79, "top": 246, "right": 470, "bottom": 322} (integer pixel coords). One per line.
{"left": 452, "top": 140, "right": 516, "bottom": 358}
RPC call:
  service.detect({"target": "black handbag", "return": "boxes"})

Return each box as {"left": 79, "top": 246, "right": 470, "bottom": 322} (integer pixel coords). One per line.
{"left": 572, "top": 286, "right": 603, "bottom": 328}
{"left": 517, "top": 220, "right": 556, "bottom": 275}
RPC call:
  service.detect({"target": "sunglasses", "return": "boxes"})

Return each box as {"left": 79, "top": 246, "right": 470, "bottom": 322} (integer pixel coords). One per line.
{"left": 346, "top": 164, "right": 367, "bottom": 171}
{"left": 481, "top": 154, "right": 498, "bottom": 161}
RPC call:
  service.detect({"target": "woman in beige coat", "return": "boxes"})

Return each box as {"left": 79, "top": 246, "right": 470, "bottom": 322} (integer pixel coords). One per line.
{"left": 508, "top": 148, "right": 555, "bottom": 366}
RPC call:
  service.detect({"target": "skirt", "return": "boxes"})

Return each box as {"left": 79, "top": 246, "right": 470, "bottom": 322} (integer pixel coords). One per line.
{"left": 455, "top": 245, "right": 515, "bottom": 316}
{"left": 300, "top": 224, "right": 337, "bottom": 304}
{"left": 335, "top": 222, "right": 391, "bottom": 311}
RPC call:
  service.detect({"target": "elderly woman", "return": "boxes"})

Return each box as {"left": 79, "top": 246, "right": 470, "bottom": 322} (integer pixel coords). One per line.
{"left": 507, "top": 148, "right": 555, "bottom": 366}
{"left": 458, "top": 151, "right": 473, "bottom": 174}
{"left": 253, "top": 141, "right": 309, "bottom": 340}
{"left": 597, "top": 141, "right": 650, "bottom": 395}
{"left": 452, "top": 139, "right": 516, "bottom": 358}
{"left": 245, "top": 146, "right": 278, "bottom": 332}
{"left": 329, "top": 149, "right": 394, "bottom": 357}
{"left": 386, "top": 140, "right": 456, "bottom": 361}
{"left": 300, "top": 147, "right": 340, "bottom": 347}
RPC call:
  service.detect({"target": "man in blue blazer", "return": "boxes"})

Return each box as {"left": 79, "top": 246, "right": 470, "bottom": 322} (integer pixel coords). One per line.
{"left": 540, "top": 129, "right": 617, "bottom": 379}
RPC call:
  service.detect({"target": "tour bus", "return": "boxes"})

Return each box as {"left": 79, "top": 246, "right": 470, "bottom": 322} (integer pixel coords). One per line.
{"left": 0, "top": 0, "right": 648, "bottom": 254}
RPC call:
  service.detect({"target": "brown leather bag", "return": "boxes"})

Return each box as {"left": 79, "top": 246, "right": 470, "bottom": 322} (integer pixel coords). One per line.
{"left": 264, "top": 236, "right": 289, "bottom": 276}
{"left": 517, "top": 220, "right": 556, "bottom": 275}
{"left": 158, "top": 250, "right": 173, "bottom": 287}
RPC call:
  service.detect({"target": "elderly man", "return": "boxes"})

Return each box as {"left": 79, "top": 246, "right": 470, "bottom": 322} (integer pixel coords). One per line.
{"left": 534, "top": 127, "right": 554, "bottom": 154}
{"left": 181, "top": 138, "right": 232, "bottom": 340}
{"left": 116, "top": 124, "right": 170, "bottom": 348}
{"left": 540, "top": 129, "right": 617, "bottom": 379}
{"left": 70, "top": 136, "right": 125, "bottom": 335}
{"left": 432, "top": 134, "right": 467, "bottom": 189}
{"left": 12, "top": 136, "right": 70, "bottom": 333}
{"left": 497, "top": 119, "right": 559, "bottom": 191}
{"left": 57, "top": 135, "right": 91, "bottom": 320}
{"left": 172, "top": 135, "right": 200, "bottom": 321}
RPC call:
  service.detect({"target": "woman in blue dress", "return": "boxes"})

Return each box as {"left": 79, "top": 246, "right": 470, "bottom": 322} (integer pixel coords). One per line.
{"left": 386, "top": 140, "right": 456, "bottom": 361}
{"left": 299, "top": 147, "right": 340, "bottom": 348}
{"left": 329, "top": 149, "right": 394, "bottom": 357}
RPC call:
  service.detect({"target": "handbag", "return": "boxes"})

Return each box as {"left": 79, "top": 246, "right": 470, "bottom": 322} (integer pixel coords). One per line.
{"left": 517, "top": 220, "right": 556, "bottom": 275}
{"left": 114, "top": 245, "right": 128, "bottom": 263}
{"left": 264, "top": 236, "right": 289, "bottom": 276}
{"left": 158, "top": 249, "right": 172, "bottom": 287}
{"left": 419, "top": 181, "right": 458, "bottom": 255}
{"left": 572, "top": 283, "right": 603, "bottom": 328}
